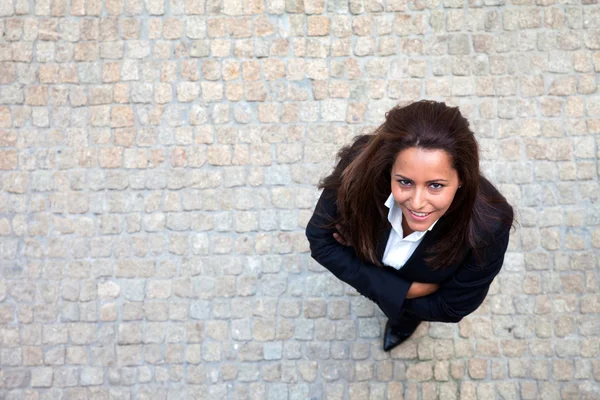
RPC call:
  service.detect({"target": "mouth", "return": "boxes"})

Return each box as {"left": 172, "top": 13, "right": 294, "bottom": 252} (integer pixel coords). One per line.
{"left": 407, "top": 209, "right": 433, "bottom": 221}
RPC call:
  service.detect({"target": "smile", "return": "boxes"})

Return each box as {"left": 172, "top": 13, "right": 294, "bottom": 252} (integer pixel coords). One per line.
{"left": 408, "top": 210, "right": 433, "bottom": 219}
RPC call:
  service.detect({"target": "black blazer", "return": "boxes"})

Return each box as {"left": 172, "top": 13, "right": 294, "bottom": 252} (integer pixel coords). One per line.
{"left": 305, "top": 188, "right": 511, "bottom": 324}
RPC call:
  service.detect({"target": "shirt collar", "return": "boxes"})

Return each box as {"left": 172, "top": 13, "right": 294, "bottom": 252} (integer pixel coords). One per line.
{"left": 384, "top": 193, "right": 439, "bottom": 237}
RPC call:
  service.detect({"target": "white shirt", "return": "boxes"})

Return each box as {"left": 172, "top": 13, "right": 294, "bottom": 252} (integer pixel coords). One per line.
{"left": 382, "top": 193, "right": 440, "bottom": 270}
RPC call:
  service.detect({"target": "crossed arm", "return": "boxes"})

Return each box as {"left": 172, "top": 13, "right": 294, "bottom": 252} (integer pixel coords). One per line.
{"left": 333, "top": 224, "right": 441, "bottom": 300}
{"left": 306, "top": 188, "right": 510, "bottom": 323}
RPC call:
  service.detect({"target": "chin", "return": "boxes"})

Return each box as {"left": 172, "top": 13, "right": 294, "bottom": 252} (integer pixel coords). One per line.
{"left": 409, "top": 221, "right": 431, "bottom": 230}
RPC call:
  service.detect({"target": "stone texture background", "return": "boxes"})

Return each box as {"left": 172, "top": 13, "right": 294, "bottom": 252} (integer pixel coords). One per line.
{"left": 0, "top": 0, "right": 599, "bottom": 398}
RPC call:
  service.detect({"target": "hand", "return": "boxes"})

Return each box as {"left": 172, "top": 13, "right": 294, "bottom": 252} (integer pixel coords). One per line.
{"left": 333, "top": 224, "right": 351, "bottom": 246}
{"left": 406, "top": 282, "right": 440, "bottom": 299}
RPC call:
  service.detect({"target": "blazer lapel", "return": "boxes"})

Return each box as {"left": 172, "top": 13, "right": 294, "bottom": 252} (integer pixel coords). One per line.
{"left": 376, "top": 218, "right": 438, "bottom": 267}
{"left": 399, "top": 229, "right": 433, "bottom": 271}
{"left": 378, "top": 215, "right": 452, "bottom": 281}
{"left": 375, "top": 222, "right": 391, "bottom": 262}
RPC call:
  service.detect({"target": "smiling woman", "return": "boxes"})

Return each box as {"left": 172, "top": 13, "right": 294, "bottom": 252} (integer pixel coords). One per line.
{"left": 391, "top": 147, "right": 461, "bottom": 235}
{"left": 305, "top": 100, "right": 515, "bottom": 352}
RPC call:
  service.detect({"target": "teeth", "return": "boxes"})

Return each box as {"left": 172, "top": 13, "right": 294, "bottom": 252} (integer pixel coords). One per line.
{"left": 411, "top": 211, "right": 429, "bottom": 217}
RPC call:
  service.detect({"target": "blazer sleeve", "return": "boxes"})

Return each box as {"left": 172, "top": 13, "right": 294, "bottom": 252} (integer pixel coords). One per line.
{"left": 305, "top": 188, "right": 412, "bottom": 321}
{"left": 403, "top": 225, "right": 511, "bottom": 323}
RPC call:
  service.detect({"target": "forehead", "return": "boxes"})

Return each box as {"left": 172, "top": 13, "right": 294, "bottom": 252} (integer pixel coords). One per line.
{"left": 392, "top": 147, "right": 457, "bottom": 179}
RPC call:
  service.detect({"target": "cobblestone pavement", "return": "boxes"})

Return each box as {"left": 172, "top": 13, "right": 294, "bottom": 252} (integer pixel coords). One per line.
{"left": 0, "top": 0, "right": 599, "bottom": 398}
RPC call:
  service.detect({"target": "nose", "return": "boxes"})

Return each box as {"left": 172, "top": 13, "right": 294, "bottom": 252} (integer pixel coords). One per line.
{"left": 410, "top": 187, "right": 427, "bottom": 211}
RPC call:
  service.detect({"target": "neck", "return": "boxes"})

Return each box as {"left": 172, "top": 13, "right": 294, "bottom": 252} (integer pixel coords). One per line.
{"left": 401, "top": 218, "right": 414, "bottom": 238}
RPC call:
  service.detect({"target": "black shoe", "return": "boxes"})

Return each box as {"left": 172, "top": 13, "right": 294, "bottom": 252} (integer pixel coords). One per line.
{"left": 383, "top": 318, "right": 421, "bottom": 352}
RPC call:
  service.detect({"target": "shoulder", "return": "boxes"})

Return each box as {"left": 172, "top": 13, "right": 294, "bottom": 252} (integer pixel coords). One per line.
{"left": 472, "top": 177, "right": 514, "bottom": 248}
{"left": 488, "top": 219, "right": 512, "bottom": 245}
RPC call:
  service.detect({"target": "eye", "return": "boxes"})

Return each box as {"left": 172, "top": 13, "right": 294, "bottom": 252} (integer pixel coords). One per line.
{"left": 429, "top": 183, "right": 444, "bottom": 190}
{"left": 397, "top": 179, "right": 412, "bottom": 187}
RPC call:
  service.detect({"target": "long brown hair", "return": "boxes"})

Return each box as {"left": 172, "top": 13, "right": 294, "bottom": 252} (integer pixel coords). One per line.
{"left": 319, "top": 100, "right": 514, "bottom": 269}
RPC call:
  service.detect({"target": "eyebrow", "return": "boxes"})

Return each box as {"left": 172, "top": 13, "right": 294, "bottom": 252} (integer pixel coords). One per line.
{"left": 394, "top": 174, "right": 449, "bottom": 183}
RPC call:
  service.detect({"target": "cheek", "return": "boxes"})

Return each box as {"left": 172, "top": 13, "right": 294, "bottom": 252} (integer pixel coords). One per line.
{"left": 435, "top": 193, "right": 457, "bottom": 210}
{"left": 391, "top": 188, "right": 408, "bottom": 203}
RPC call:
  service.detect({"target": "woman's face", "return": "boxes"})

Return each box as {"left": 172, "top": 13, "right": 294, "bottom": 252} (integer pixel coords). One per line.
{"left": 390, "top": 147, "right": 462, "bottom": 233}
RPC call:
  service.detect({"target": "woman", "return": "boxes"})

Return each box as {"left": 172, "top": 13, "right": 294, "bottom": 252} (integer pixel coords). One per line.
{"left": 305, "top": 100, "right": 514, "bottom": 352}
